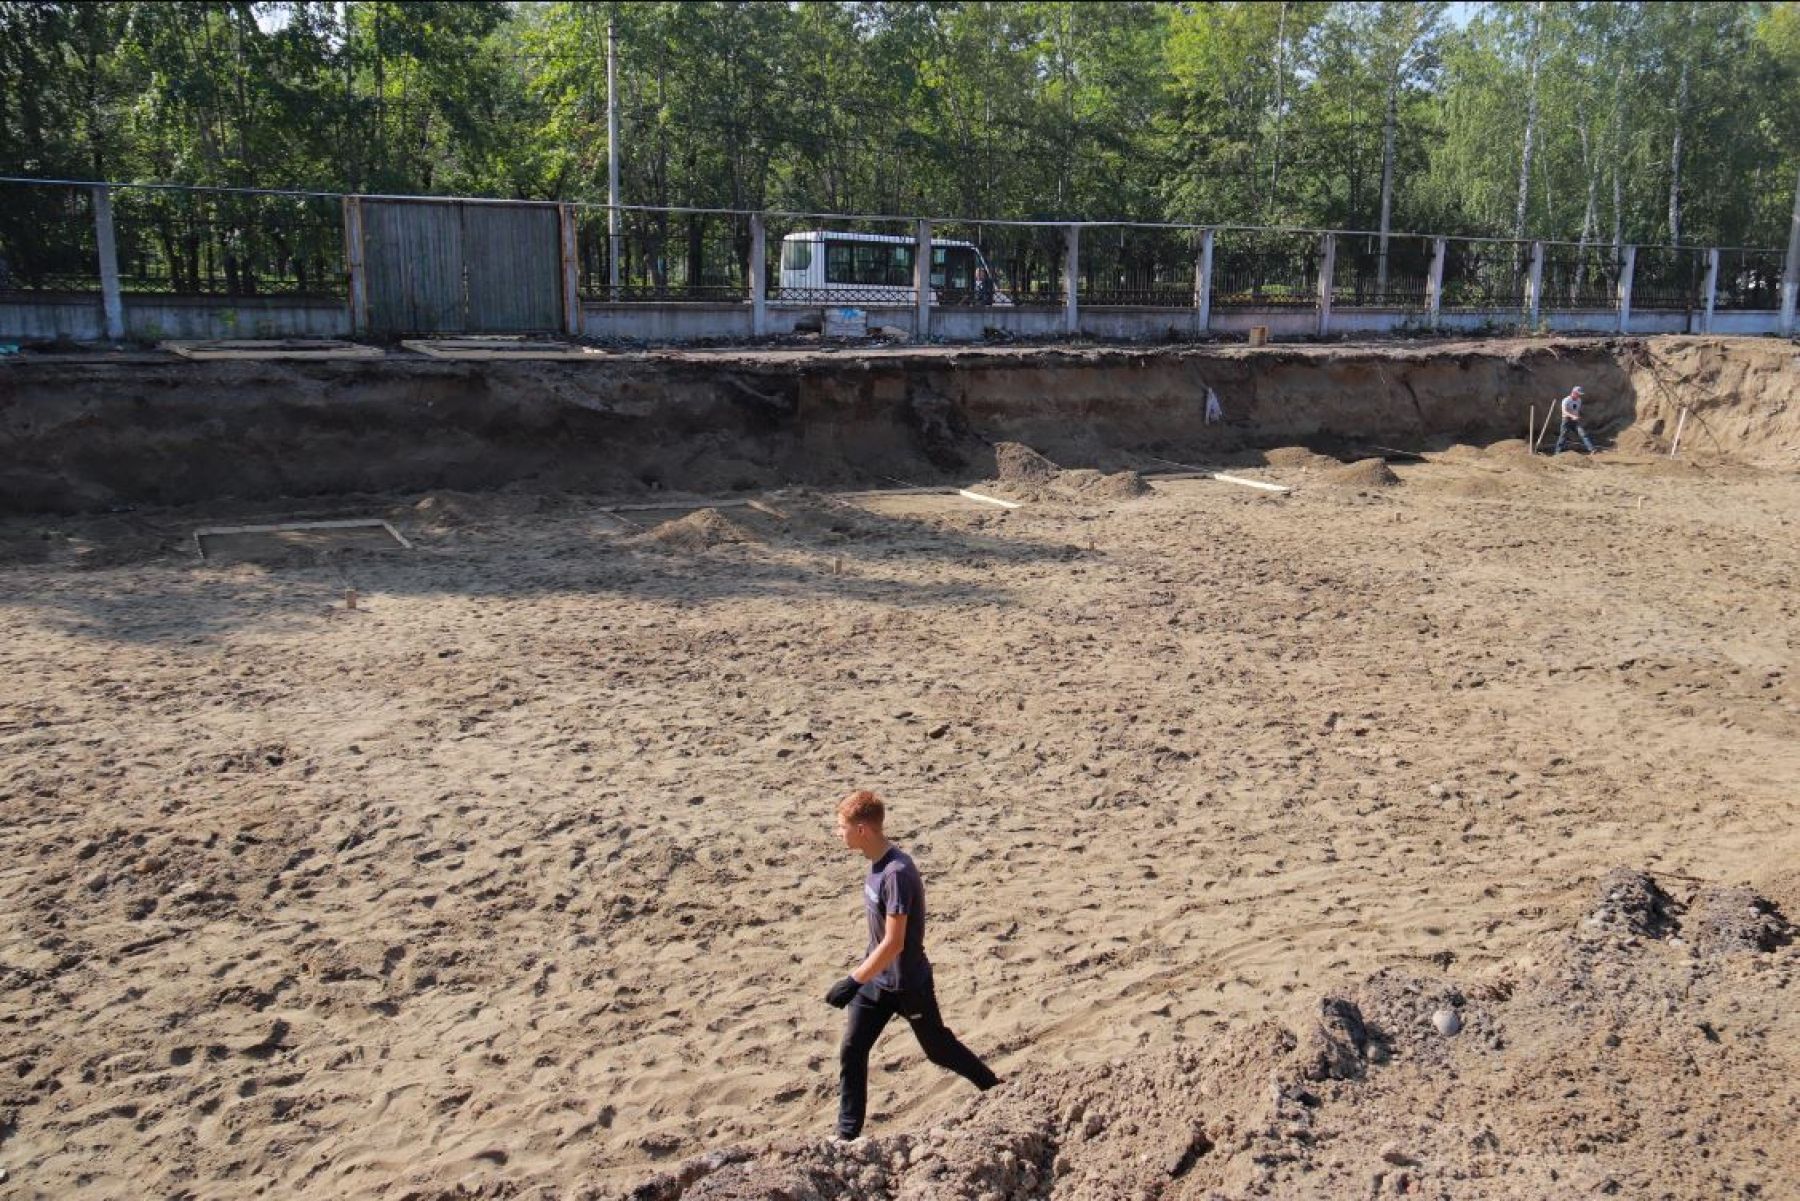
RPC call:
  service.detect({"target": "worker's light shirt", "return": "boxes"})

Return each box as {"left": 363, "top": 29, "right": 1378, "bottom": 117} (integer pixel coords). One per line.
{"left": 1561, "top": 392, "right": 1582, "bottom": 420}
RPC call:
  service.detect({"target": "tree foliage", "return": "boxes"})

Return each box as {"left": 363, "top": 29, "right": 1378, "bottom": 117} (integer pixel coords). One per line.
{"left": 1, "top": 0, "right": 1795, "bottom": 247}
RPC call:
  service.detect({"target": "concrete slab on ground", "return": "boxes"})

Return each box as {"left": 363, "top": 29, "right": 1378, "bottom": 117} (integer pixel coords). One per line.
{"left": 162, "top": 339, "right": 383, "bottom": 361}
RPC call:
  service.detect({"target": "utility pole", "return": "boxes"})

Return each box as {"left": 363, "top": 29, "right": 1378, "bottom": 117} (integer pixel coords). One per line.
{"left": 607, "top": 19, "right": 621, "bottom": 295}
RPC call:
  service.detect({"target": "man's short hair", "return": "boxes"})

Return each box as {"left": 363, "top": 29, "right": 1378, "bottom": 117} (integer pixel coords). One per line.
{"left": 838, "top": 789, "right": 885, "bottom": 827}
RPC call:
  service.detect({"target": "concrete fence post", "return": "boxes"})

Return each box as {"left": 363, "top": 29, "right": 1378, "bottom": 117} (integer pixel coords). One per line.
{"left": 342, "top": 196, "right": 368, "bottom": 336}
{"left": 1526, "top": 241, "right": 1544, "bottom": 329}
{"left": 557, "top": 203, "right": 582, "bottom": 337}
{"left": 1701, "top": 248, "right": 1719, "bottom": 335}
{"left": 749, "top": 214, "right": 768, "bottom": 337}
{"left": 1782, "top": 163, "right": 1800, "bottom": 337}
{"left": 1316, "top": 232, "right": 1335, "bottom": 337}
{"left": 1064, "top": 225, "right": 1080, "bottom": 337}
{"left": 1426, "top": 237, "right": 1446, "bottom": 330}
{"left": 1618, "top": 244, "right": 1637, "bottom": 334}
{"left": 91, "top": 185, "right": 124, "bottom": 341}
{"left": 1195, "top": 227, "right": 1214, "bottom": 336}
{"left": 914, "top": 219, "right": 932, "bottom": 341}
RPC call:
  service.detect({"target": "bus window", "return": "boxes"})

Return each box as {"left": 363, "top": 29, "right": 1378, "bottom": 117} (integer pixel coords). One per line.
{"left": 856, "top": 243, "right": 912, "bottom": 286}
{"left": 782, "top": 240, "right": 812, "bottom": 272}
{"left": 892, "top": 244, "right": 915, "bottom": 284}
{"left": 827, "top": 240, "right": 914, "bottom": 286}
{"left": 826, "top": 242, "right": 854, "bottom": 283}
{"left": 853, "top": 244, "right": 885, "bottom": 284}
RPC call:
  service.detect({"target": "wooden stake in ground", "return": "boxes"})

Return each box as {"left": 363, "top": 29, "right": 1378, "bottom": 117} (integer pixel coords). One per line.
{"left": 1529, "top": 406, "right": 1535, "bottom": 452}
{"left": 1534, "top": 405, "right": 1558, "bottom": 452}
{"left": 1669, "top": 407, "right": 1690, "bottom": 458}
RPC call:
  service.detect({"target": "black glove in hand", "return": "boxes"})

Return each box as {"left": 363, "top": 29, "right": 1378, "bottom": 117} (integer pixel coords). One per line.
{"left": 825, "top": 976, "right": 861, "bottom": 1008}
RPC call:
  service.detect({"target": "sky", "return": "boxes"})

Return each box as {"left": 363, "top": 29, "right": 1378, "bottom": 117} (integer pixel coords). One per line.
{"left": 1445, "top": 2, "right": 1484, "bottom": 31}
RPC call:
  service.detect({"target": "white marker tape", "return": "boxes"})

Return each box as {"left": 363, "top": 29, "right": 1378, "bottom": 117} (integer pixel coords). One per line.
{"left": 1210, "top": 473, "right": 1292, "bottom": 494}
{"left": 957, "top": 489, "right": 1022, "bottom": 509}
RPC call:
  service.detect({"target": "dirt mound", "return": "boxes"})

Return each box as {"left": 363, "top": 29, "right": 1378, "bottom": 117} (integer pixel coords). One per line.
{"left": 1583, "top": 867, "right": 1680, "bottom": 939}
{"left": 1262, "top": 445, "right": 1337, "bottom": 469}
{"left": 627, "top": 1023, "right": 1293, "bottom": 1201}
{"left": 1054, "top": 468, "right": 1153, "bottom": 500}
{"left": 620, "top": 870, "right": 1799, "bottom": 1200}
{"left": 1482, "top": 438, "right": 1535, "bottom": 458}
{"left": 1320, "top": 457, "right": 1401, "bottom": 489}
{"left": 1687, "top": 885, "right": 1793, "bottom": 955}
{"left": 633, "top": 508, "right": 759, "bottom": 551}
{"left": 986, "top": 443, "right": 1150, "bottom": 504}
{"left": 735, "top": 489, "right": 897, "bottom": 544}
{"left": 1439, "top": 473, "right": 1516, "bottom": 500}
{"left": 1436, "top": 443, "right": 1488, "bottom": 462}
{"left": 993, "top": 441, "right": 1061, "bottom": 484}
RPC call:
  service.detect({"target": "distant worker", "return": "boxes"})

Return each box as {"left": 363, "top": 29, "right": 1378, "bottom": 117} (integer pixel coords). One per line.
{"left": 973, "top": 265, "right": 996, "bottom": 306}
{"left": 825, "top": 789, "right": 999, "bottom": 1139}
{"left": 1553, "top": 385, "right": 1596, "bottom": 455}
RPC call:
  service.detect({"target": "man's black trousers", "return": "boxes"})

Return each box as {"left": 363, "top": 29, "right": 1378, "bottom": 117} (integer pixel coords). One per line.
{"left": 837, "top": 980, "right": 997, "bottom": 1138}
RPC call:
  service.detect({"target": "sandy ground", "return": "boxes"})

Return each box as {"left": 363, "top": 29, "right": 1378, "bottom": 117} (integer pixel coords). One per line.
{"left": 1, "top": 439, "right": 1797, "bottom": 1199}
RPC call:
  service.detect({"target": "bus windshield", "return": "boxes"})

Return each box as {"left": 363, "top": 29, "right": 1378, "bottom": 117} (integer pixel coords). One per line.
{"left": 931, "top": 246, "right": 976, "bottom": 292}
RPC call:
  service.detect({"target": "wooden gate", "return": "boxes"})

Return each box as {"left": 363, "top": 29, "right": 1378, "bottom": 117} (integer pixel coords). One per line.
{"left": 350, "top": 198, "right": 565, "bottom": 335}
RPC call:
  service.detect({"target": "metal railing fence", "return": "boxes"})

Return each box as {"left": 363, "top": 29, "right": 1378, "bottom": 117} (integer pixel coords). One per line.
{"left": 1714, "top": 249, "right": 1785, "bottom": 312}
{"left": 1077, "top": 225, "right": 1198, "bottom": 308}
{"left": 111, "top": 188, "right": 345, "bottom": 297}
{"left": 1332, "top": 233, "right": 1433, "bottom": 309}
{"left": 1539, "top": 243, "right": 1619, "bottom": 310}
{"left": 1212, "top": 229, "right": 1322, "bottom": 309}
{"left": 1441, "top": 239, "right": 1529, "bottom": 312}
{"left": 0, "top": 176, "right": 1793, "bottom": 337}
{"left": 578, "top": 208, "right": 750, "bottom": 302}
{"left": 0, "top": 182, "right": 98, "bottom": 292}
{"left": 935, "top": 221, "right": 1067, "bottom": 309}
{"left": 1630, "top": 246, "right": 1705, "bottom": 312}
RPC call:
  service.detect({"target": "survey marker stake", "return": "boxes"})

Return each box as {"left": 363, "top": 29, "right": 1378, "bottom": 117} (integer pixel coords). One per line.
{"left": 1669, "top": 407, "right": 1690, "bottom": 458}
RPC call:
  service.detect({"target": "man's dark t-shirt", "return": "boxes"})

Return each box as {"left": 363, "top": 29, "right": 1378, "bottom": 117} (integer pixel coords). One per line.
{"left": 864, "top": 845, "right": 932, "bottom": 992}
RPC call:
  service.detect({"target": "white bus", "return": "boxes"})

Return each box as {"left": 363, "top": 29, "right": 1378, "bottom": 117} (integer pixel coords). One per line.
{"left": 776, "top": 230, "right": 1011, "bottom": 306}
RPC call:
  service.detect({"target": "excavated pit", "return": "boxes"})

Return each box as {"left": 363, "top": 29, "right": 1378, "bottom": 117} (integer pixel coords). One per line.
{"left": 2, "top": 336, "right": 1793, "bottom": 516}
{"left": 0, "top": 335, "right": 1795, "bottom": 1201}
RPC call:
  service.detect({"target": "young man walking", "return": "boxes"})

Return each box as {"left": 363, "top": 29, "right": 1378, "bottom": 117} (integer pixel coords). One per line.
{"left": 825, "top": 789, "right": 999, "bottom": 1139}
